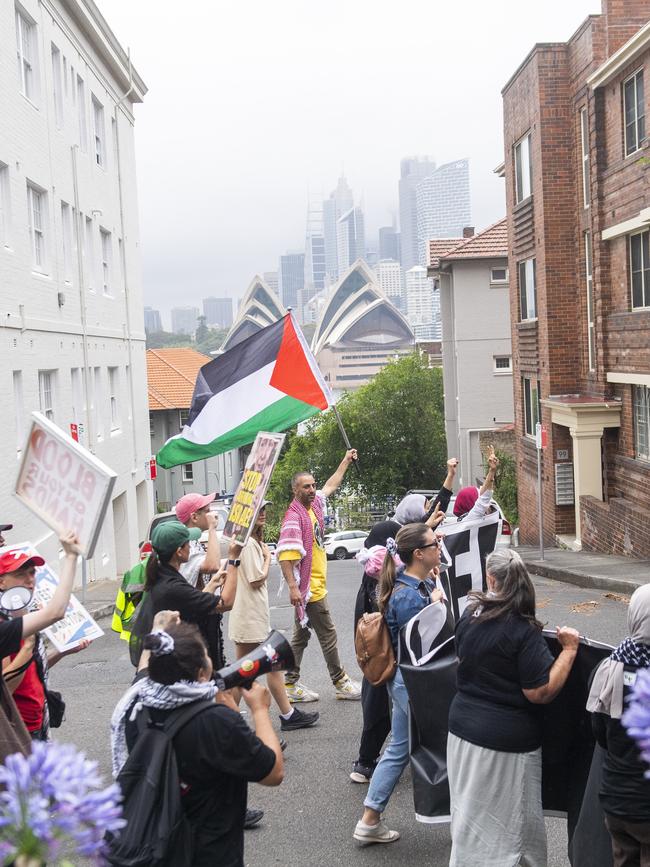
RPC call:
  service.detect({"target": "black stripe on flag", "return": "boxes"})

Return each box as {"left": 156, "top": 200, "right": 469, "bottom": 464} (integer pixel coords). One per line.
{"left": 188, "top": 316, "right": 286, "bottom": 426}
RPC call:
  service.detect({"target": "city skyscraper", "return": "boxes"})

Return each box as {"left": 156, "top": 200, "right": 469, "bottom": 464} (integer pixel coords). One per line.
{"left": 171, "top": 306, "right": 200, "bottom": 336}
{"left": 305, "top": 202, "right": 326, "bottom": 305}
{"left": 336, "top": 206, "right": 365, "bottom": 275}
{"left": 144, "top": 306, "right": 162, "bottom": 333}
{"left": 405, "top": 265, "right": 440, "bottom": 340}
{"left": 202, "top": 297, "right": 233, "bottom": 329}
{"left": 323, "top": 176, "right": 354, "bottom": 282}
{"left": 279, "top": 252, "right": 305, "bottom": 309}
{"left": 415, "top": 158, "right": 471, "bottom": 264}
{"left": 379, "top": 226, "right": 400, "bottom": 261}
{"left": 399, "top": 156, "right": 437, "bottom": 271}
{"left": 263, "top": 271, "right": 279, "bottom": 294}
{"left": 376, "top": 260, "right": 403, "bottom": 307}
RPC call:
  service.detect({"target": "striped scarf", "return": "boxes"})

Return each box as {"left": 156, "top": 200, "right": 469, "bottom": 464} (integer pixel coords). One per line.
{"left": 611, "top": 636, "right": 650, "bottom": 668}
{"left": 277, "top": 494, "right": 324, "bottom": 625}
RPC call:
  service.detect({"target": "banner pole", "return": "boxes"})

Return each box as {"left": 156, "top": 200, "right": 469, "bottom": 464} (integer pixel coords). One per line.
{"left": 81, "top": 556, "right": 87, "bottom": 605}
{"left": 537, "top": 446, "right": 545, "bottom": 561}
{"left": 332, "top": 405, "right": 360, "bottom": 474}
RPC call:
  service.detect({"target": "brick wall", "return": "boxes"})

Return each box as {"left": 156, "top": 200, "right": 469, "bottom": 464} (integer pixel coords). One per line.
{"left": 581, "top": 493, "right": 650, "bottom": 556}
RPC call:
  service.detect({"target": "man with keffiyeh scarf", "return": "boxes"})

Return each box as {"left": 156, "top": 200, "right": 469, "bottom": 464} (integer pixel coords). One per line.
{"left": 277, "top": 449, "right": 361, "bottom": 704}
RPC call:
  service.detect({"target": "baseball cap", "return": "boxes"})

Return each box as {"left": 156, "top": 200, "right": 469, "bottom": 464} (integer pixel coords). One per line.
{"left": 151, "top": 521, "right": 201, "bottom": 558}
{"left": 175, "top": 492, "right": 216, "bottom": 525}
{"left": 0, "top": 524, "right": 13, "bottom": 533}
{"left": 0, "top": 549, "right": 45, "bottom": 576}
{"left": 260, "top": 499, "right": 272, "bottom": 508}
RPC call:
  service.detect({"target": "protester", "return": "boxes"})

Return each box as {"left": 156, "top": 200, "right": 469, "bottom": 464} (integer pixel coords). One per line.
{"left": 353, "top": 522, "right": 444, "bottom": 845}
{"left": 229, "top": 501, "right": 319, "bottom": 732}
{"left": 450, "top": 447, "right": 499, "bottom": 522}
{"left": 0, "top": 550, "right": 89, "bottom": 739}
{"left": 0, "top": 523, "right": 12, "bottom": 547}
{"left": 446, "top": 548, "right": 580, "bottom": 866}
{"left": 277, "top": 449, "right": 361, "bottom": 702}
{"left": 587, "top": 584, "right": 650, "bottom": 866}
{"left": 175, "top": 492, "right": 228, "bottom": 592}
{"left": 349, "top": 458, "right": 457, "bottom": 783}
{"left": 111, "top": 621, "right": 283, "bottom": 867}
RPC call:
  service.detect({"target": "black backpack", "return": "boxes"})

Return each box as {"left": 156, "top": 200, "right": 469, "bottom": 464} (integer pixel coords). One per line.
{"left": 105, "top": 699, "right": 214, "bottom": 867}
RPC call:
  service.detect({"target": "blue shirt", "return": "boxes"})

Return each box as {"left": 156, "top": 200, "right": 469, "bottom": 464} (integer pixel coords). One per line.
{"left": 385, "top": 572, "right": 435, "bottom": 652}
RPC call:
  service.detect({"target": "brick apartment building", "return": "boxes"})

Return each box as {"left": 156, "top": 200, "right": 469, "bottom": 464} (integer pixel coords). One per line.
{"left": 503, "top": 0, "right": 650, "bottom": 556}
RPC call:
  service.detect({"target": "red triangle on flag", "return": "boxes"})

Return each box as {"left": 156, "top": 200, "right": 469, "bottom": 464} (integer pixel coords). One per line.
{"left": 270, "top": 316, "right": 329, "bottom": 410}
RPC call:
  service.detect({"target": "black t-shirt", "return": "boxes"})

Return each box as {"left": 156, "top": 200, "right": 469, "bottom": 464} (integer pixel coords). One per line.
{"left": 0, "top": 617, "right": 23, "bottom": 657}
{"left": 126, "top": 703, "right": 276, "bottom": 867}
{"left": 449, "top": 609, "right": 554, "bottom": 753}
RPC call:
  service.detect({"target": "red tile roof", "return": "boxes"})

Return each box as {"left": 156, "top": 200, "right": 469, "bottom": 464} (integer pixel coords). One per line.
{"left": 439, "top": 219, "right": 508, "bottom": 261}
{"left": 146, "top": 348, "right": 211, "bottom": 411}
{"left": 427, "top": 238, "right": 464, "bottom": 268}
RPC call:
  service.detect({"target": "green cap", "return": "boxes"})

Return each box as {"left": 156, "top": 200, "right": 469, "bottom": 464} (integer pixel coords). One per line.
{"left": 151, "top": 520, "right": 201, "bottom": 558}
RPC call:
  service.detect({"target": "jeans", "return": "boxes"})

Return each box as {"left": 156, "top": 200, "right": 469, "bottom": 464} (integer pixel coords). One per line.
{"left": 363, "top": 669, "right": 410, "bottom": 813}
{"left": 285, "top": 596, "right": 345, "bottom": 685}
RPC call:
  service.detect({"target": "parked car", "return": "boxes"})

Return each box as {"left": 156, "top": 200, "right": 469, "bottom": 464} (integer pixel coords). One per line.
{"left": 324, "top": 530, "right": 368, "bottom": 561}
{"left": 442, "top": 496, "right": 512, "bottom": 548}
{"left": 139, "top": 501, "right": 231, "bottom": 561}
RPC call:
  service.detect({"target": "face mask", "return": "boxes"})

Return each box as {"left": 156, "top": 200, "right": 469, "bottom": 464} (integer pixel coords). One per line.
{"left": 0, "top": 585, "right": 33, "bottom": 616}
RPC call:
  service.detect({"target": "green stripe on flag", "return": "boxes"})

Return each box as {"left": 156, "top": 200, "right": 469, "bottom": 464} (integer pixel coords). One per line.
{"left": 156, "top": 394, "right": 320, "bottom": 469}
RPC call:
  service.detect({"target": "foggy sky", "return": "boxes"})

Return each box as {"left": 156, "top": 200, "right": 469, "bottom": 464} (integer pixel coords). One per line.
{"left": 101, "top": 0, "right": 599, "bottom": 328}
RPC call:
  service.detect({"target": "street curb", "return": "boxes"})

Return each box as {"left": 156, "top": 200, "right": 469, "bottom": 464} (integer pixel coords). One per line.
{"left": 521, "top": 559, "right": 645, "bottom": 595}
{"left": 87, "top": 603, "right": 115, "bottom": 622}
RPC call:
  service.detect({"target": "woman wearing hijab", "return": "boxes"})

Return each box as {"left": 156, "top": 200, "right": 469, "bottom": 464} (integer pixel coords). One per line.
{"left": 587, "top": 584, "right": 650, "bottom": 866}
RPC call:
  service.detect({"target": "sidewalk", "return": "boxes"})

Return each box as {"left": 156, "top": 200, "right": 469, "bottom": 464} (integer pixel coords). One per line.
{"left": 518, "top": 545, "right": 650, "bottom": 595}
{"left": 77, "top": 578, "right": 121, "bottom": 622}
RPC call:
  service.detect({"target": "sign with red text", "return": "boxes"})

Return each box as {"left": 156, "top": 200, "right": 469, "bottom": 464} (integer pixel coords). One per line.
{"left": 15, "top": 412, "right": 117, "bottom": 559}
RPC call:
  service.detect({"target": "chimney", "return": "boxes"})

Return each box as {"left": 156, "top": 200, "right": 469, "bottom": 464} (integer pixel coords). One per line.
{"left": 463, "top": 226, "right": 475, "bottom": 238}
{"left": 604, "top": 1, "right": 650, "bottom": 56}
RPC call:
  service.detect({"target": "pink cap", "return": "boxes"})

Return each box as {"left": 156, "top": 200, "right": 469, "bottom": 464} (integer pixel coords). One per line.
{"left": 175, "top": 492, "right": 216, "bottom": 525}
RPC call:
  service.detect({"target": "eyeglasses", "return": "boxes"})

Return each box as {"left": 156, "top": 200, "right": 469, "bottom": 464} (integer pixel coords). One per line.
{"left": 417, "top": 540, "right": 442, "bottom": 550}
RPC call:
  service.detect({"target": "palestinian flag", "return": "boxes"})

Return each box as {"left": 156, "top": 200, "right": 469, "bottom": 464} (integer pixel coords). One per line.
{"left": 156, "top": 314, "right": 333, "bottom": 468}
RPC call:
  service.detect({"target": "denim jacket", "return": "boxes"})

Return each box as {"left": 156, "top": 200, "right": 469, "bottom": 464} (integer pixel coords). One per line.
{"left": 385, "top": 572, "right": 435, "bottom": 653}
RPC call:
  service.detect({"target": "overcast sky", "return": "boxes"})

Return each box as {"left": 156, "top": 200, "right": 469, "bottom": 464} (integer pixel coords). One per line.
{"left": 102, "top": 0, "right": 598, "bottom": 328}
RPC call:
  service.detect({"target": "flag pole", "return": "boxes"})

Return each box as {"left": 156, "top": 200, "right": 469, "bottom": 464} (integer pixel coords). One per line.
{"left": 333, "top": 405, "right": 360, "bottom": 474}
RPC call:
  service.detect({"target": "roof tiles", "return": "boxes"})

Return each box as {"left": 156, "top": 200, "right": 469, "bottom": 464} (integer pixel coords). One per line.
{"left": 146, "top": 348, "right": 211, "bottom": 411}
{"left": 440, "top": 219, "right": 508, "bottom": 261}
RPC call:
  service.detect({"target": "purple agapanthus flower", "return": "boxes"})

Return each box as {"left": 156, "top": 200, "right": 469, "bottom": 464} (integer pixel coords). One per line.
{"left": 622, "top": 668, "right": 650, "bottom": 776}
{"left": 0, "top": 740, "right": 125, "bottom": 865}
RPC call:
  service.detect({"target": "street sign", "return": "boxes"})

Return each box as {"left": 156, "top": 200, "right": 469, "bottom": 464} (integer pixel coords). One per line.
{"left": 70, "top": 422, "right": 79, "bottom": 443}
{"left": 535, "top": 422, "right": 548, "bottom": 450}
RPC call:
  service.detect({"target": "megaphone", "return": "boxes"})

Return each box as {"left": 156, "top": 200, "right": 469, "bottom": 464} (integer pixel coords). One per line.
{"left": 214, "top": 629, "right": 295, "bottom": 691}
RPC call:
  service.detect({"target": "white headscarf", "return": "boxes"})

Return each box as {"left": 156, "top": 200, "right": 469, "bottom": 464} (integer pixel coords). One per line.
{"left": 394, "top": 494, "right": 427, "bottom": 525}
{"left": 587, "top": 584, "right": 650, "bottom": 719}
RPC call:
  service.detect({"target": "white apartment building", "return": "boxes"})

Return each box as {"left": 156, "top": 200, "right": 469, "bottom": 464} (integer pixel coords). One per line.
{"left": 375, "top": 259, "right": 403, "bottom": 304}
{"left": 0, "top": 0, "right": 151, "bottom": 581}
{"left": 405, "top": 265, "right": 440, "bottom": 340}
{"left": 171, "top": 306, "right": 199, "bottom": 336}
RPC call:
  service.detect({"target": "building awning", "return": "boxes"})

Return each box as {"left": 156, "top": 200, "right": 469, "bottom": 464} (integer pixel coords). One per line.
{"left": 541, "top": 394, "right": 621, "bottom": 432}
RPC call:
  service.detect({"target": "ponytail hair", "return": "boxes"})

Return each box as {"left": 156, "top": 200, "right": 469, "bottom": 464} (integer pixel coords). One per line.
{"left": 470, "top": 548, "right": 543, "bottom": 628}
{"left": 145, "top": 622, "right": 209, "bottom": 684}
{"left": 378, "top": 522, "right": 431, "bottom": 613}
{"left": 144, "top": 549, "right": 161, "bottom": 591}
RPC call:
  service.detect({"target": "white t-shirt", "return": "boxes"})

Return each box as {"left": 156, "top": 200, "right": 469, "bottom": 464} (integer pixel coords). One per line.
{"left": 227, "top": 538, "right": 271, "bottom": 644}
{"left": 179, "top": 539, "right": 207, "bottom": 588}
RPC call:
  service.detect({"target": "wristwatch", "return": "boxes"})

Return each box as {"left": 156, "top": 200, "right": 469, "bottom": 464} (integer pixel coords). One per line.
{"left": 228, "top": 559, "right": 241, "bottom": 567}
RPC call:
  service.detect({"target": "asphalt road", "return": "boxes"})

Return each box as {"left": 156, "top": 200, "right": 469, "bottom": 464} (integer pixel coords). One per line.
{"left": 50, "top": 561, "right": 631, "bottom": 867}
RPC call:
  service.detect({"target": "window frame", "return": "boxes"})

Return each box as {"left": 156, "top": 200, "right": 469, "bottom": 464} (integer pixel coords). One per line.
{"left": 514, "top": 132, "right": 532, "bottom": 204}
{"left": 518, "top": 257, "right": 537, "bottom": 321}
{"left": 38, "top": 369, "right": 55, "bottom": 421}
{"left": 108, "top": 366, "right": 120, "bottom": 431}
{"left": 15, "top": 6, "right": 37, "bottom": 104}
{"left": 182, "top": 463, "right": 194, "bottom": 483}
{"left": 100, "top": 227, "right": 112, "bottom": 294}
{"left": 493, "top": 355, "right": 513, "bottom": 374}
{"left": 77, "top": 74, "right": 87, "bottom": 151}
{"left": 179, "top": 409, "right": 190, "bottom": 429}
{"left": 623, "top": 68, "right": 646, "bottom": 158}
{"left": 91, "top": 95, "right": 105, "bottom": 168}
{"left": 0, "top": 162, "right": 10, "bottom": 248}
{"left": 27, "top": 182, "right": 46, "bottom": 273}
{"left": 61, "top": 201, "right": 73, "bottom": 283}
{"left": 522, "top": 376, "right": 541, "bottom": 438}
{"left": 633, "top": 385, "right": 650, "bottom": 461}
{"left": 585, "top": 231, "right": 596, "bottom": 371}
{"left": 629, "top": 229, "right": 650, "bottom": 310}
{"left": 580, "top": 106, "right": 590, "bottom": 208}
{"left": 490, "top": 266, "right": 509, "bottom": 284}
{"left": 51, "top": 43, "right": 63, "bottom": 127}
{"left": 13, "top": 370, "right": 24, "bottom": 456}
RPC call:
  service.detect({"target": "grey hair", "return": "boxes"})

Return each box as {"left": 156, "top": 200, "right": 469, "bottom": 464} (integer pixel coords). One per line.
{"left": 485, "top": 548, "right": 525, "bottom": 583}
{"left": 470, "top": 547, "right": 542, "bottom": 627}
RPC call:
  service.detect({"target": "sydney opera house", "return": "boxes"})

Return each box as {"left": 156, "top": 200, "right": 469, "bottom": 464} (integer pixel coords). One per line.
{"left": 222, "top": 261, "right": 415, "bottom": 392}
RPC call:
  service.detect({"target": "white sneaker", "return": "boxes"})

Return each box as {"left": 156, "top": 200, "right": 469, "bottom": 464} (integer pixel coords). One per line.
{"left": 353, "top": 819, "right": 400, "bottom": 845}
{"left": 334, "top": 675, "right": 362, "bottom": 700}
{"left": 285, "top": 681, "right": 319, "bottom": 703}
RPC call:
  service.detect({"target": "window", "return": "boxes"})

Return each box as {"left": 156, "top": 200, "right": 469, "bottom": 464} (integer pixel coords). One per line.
{"left": 182, "top": 464, "right": 194, "bottom": 482}
{"left": 13, "top": 371, "right": 24, "bottom": 454}
{"left": 149, "top": 412, "right": 155, "bottom": 439}
{"left": 85, "top": 216, "right": 94, "bottom": 289}
{"left": 38, "top": 370, "right": 55, "bottom": 421}
{"left": 518, "top": 258, "right": 537, "bottom": 320}
{"left": 62, "top": 55, "right": 68, "bottom": 99}
{"left": 118, "top": 237, "right": 124, "bottom": 291}
{"left": 490, "top": 267, "right": 508, "bottom": 283}
{"left": 15, "top": 7, "right": 36, "bottom": 102}
{"left": 77, "top": 75, "right": 87, "bottom": 151}
{"left": 108, "top": 366, "right": 119, "bottom": 430}
{"left": 494, "top": 355, "right": 512, "bottom": 373}
{"left": 630, "top": 230, "right": 650, "bottom": 309}
{"left": 92, "top": 96, "right": 105, "bottom": 167}
{"left": 61, "top": 201, "right": 73, "bottom": 282}
{"left": 93, "top": 367, "right": 103, "bottom": 439}
{"left": 51, "top": 44, "right": 63, "bottom": 127}
{"left": 27, "top": 183, "right": 46, "bottom": 271}
{"left": 634, "top": 385, "right": 650, "bottom": 460}
{"left": 71, "top": 366, "right": 84, "bottom": 423}
{"left": 585, "top": 231, "right": 595, "bottom": 371}
{"left": 624, "top": 70, "right": 645, "bottom": 157}
{"left": 514, "top": 132, "right": 532, "bottom": 203}
{"left": 179, "top": 409, "right": 190, "bottom": 429}
{"left": 100, "top": 228, "right": 111, "bottom": 293}
{"left": 0, "top": 162, "right": 10, "bottom": 247}
{"left": 522, "top": 377, "right": 541, "bottom": 437}
{"left": 580, "top": 107, "right": 590, "bottom": 208}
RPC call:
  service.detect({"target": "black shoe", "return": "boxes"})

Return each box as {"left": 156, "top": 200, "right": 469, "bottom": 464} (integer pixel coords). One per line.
{"left": 280, "top": 706, "right": 320, "bottom": 731}
{"left": 349, "top": 760, "right": 376, "bottom": 783}
{"left": 244, "top": 808, "right": 264, "bottom": 829}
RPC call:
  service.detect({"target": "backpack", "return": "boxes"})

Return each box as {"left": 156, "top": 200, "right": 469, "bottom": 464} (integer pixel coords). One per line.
{"left": 105, "top": 699, "right": 214, "bottom": 867}
{"left": 355, "top": 611, "right": 396, "bottom": 686}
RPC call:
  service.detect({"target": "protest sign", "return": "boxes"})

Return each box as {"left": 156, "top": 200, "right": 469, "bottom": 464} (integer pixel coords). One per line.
{"left": 0, "top": 543, "right": 104, "bottom": 653}
{"left": 222, "top": 432, "right": 285, "bottom": 546}
{"left": 15, "top": 412, "right": 117, "bottom": 559}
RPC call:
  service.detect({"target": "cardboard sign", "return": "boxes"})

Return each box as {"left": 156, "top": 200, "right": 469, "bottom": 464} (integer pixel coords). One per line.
{"left": 15, "top": 412, "right": 117, "bottom": 559}
{"left": 0, "top": 543, "right": 104, "bottom": 653}
{"left": 222, "top": 431, "right": 285, "bottom": 546}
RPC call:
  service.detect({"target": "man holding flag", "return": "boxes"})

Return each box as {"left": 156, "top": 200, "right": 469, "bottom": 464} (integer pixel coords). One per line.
{"left": 277, "top": 450, "right": 362, "bottom": 703}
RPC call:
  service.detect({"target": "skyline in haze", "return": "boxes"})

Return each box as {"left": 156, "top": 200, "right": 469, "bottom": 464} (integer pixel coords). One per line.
{"left": 101, "top": 0, "right": 600, "bottom": 328}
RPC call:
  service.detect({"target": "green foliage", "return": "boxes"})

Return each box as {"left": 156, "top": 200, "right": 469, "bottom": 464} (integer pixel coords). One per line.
{"left": 266, "top": 353, "right": 447, "bottom": 513}
{"left": 195, "top": 315, "right": 209, "bottom": 344}
{"left": 145, "top": 326, "right": 229, "bottom": 355}
{"left": 491, "top": 450, "right": 519, "bottom": 526}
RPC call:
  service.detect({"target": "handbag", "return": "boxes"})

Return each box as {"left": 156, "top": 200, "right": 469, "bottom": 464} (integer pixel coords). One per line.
{"left": 46, "top": 688, "right": 66, "bottom": 729}
{"left": 0, "top": 678, "right": 31, "bottom": 763}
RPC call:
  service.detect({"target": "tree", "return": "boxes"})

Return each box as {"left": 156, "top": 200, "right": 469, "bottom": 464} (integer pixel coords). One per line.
{"left": 266, "top": 353, "right": 447, "bottom": 512}
{"left": 195, "top": 315, "right": 209, "bottom": 344}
